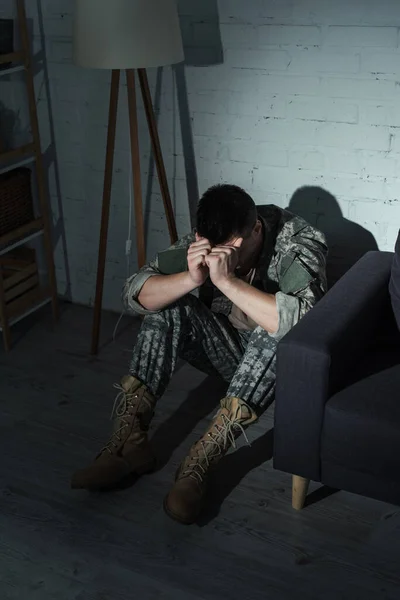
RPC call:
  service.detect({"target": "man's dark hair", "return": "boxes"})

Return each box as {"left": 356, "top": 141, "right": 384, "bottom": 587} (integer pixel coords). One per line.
{"left": 196, "top": 184, "right": 257, "bottom": 245}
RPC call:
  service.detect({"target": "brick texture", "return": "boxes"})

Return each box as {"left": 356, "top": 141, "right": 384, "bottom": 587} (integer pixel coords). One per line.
{"left": 1, "top": 0, "right": 399, "bottom": 312}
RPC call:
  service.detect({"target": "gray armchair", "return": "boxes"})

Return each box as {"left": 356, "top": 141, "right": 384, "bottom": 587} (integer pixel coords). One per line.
{"left": 274, "top": 251, "right": 400, "bottom": 509}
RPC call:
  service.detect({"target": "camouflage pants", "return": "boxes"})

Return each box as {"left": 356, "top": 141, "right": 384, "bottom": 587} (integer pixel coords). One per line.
{"left": 129, "top": 294, "right": 277, "bottom": 414}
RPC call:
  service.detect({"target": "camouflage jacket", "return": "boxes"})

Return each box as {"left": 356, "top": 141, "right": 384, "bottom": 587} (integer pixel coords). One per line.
{"left": 122, "top": 205, "right": 328, "bottom": 342}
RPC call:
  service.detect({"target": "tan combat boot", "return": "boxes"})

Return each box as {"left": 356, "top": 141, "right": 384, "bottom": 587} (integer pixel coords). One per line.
{"left": 71, "top": 375, "right": 156, "bottom": 490}
{"left": 164, "top": 396, "right": 257, "bottom": 524}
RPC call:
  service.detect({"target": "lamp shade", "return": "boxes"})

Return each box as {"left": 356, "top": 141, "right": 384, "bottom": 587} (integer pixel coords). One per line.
{"left": 73, "top": 0, "right": 184, "bottom": 69}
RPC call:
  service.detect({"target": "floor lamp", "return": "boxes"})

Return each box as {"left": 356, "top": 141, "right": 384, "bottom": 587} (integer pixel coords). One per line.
{"left": 73, "top": 0, "right": 184, "bottom": 355}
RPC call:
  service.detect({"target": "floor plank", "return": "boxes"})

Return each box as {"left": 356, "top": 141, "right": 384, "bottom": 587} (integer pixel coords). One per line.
{"left": 0, "top": 304, "right": 399, "bottom": 600}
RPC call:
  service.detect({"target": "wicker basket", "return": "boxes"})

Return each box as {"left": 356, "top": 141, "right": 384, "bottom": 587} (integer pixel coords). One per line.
{"left": 0, "top": 246, "right": 39, "bottom": 325}
{"left": 0, "top": 167, "right": 34, "bottom": 238}
{"left": 0, "top": 19, "right": 13, "bottom": 70}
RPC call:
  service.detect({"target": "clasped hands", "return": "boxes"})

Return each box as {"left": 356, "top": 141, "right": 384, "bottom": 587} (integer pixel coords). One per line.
{"left": 187, "top": 233, "right": 243, "bottom": 288}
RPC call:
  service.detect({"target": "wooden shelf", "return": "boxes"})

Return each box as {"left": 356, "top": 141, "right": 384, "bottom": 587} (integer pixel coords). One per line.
{"left": 0, "top": 155, "right": 35, "bottom": 177}
{"left": 0, "top": 51, "right": 24, "bottom": 65}
{"left": 0, "top": 218, "right": 44, "bottom": 255}
{"left": 0, "top": 143, "right": 34, "bottom": 164}
{"left": 0, "top": 1, "right": 58, "bottom": 352}
{"left": 0, "top": 286, "right": 51, "bottom": 331}
{"left": 0, "top": 64, "right": 24, "bottom": 77}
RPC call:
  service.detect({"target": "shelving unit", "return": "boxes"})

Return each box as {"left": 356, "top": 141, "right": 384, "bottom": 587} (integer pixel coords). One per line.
{"left": 0, "top": 50, "right": 24, "bottom": 66}
{"left": 0, "top": 218, "right": 44, "bottom": 255}
{"left": 0, "top": 64, "right": 25, "bottom": 76}
{"left": 0, "top": 0, "right": 58, "bottom": 351}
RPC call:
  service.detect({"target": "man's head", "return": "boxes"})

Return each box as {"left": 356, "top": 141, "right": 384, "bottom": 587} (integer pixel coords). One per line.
{"left": 196, "top": 184, "right": 257, "bottom": 245}
{"left": 196, "top": 184, "right": 263, "bottom": 271}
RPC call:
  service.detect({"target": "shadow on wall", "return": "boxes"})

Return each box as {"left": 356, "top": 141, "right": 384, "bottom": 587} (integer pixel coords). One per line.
{"left": 0, "top": 101, "right": 21, "bottom": 150}
{"left": 36, "top": 0, "right": 71, "bottom": 300}
{"left": 179, "top": 0, "right": 223, "bottom": 67}
{"left": 1, "top": 9, "right": 70, "bottom": 296}
{"left": 288, "top": 186, "right": 379, "bottom": 288}
{"left": 145, "top": 0, "right": 223, "bottom": 234}
{"left": 178, "top": 0, "right": 223, "bottom": 227}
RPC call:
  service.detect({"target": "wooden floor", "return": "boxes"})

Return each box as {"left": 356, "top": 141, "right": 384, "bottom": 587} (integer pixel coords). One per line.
{"left": 1, "top": 304, "right": 400, "bottom": 600}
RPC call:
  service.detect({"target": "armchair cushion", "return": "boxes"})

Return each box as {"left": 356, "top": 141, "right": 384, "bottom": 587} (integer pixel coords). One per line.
{"left": 274, "top": 251, "right": 394, "bottom": 481}
{"left": 322, "top": 362, "right": 400, "bottom": 480}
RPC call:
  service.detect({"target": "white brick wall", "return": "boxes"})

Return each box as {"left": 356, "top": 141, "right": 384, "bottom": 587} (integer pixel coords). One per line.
{"left": 1, "top": 0, "right": 400, "bottom": 311}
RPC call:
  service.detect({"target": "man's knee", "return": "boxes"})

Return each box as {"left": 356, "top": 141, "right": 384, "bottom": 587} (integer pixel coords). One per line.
{"left": 249, "top": 326, "right": 278, "bottom": 351}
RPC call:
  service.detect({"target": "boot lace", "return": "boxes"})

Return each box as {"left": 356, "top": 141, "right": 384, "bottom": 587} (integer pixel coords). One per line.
{"left": 181, "top": 413, "right": 250, "bottom": 484}
{"left": 101, "top": 384, "right": 151, "bottom": 455}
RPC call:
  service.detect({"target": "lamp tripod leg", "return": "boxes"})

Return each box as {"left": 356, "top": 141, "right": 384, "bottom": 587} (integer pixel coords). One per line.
{"left": 138, "top": 68, "right": 178, "bottom": 245}
{"left": 91, "top": 69, "right": 120, "bottom": 355}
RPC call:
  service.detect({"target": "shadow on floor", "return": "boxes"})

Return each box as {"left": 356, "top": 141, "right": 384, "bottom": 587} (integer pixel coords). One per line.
{"left": 151, "top": 375, "right": 227, "bottom": 469}
{"left": 93, "top": 375, "right": 226, "bottom": 494}
{"left": 198, "top": 428, "right": 274, "bottom": 526}
{"left": 305, "top": 485, "right": 340, "bottom": 508}
{"left": 93, "top": 372, "right": 273, "bottom": 521}
{"left": 0, "top": 303, "right": 55, "bottom": 354}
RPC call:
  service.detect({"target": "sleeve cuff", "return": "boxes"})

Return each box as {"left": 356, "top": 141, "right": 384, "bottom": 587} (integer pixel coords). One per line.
{"left": 122, "top": 271, "right": 161, "bottom": 316}
{"left": 269, "top": 291, "right": 302, "bottom": 342}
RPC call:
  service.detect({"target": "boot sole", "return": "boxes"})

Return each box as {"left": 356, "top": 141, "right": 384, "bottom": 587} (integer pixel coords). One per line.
{"left": 162, "top": 495, "right": 199, "bottom": 525}
{"left": 71, "top": 458, "right": 157, "bottom": 491}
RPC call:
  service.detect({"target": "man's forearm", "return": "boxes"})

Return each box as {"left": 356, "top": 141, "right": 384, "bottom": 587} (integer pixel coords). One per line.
{"left": 138, "top": 272, "right": 198, "bottom": 312}
{"left": 217, "top": 276, "right": 279, "bottom": 334}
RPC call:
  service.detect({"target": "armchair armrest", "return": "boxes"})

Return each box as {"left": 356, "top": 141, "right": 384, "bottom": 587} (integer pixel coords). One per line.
{"left": 274, "top": 251, "right": 393, "bottom": 481}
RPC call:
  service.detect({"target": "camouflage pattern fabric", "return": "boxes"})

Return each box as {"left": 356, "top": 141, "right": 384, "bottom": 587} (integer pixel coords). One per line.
{"left": 123, "top": 204, "right": 327, "bottom": 413}
{"left": 123, "top": 205, "right": 327, "bottom": 342}
{"left": 129, "top": 294, "right": 277, "bottom": 413}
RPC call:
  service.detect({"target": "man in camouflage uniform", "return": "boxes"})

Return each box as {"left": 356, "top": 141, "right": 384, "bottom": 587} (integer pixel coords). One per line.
{"left": 72, "top": 184, "right": 327, "bottom": 524}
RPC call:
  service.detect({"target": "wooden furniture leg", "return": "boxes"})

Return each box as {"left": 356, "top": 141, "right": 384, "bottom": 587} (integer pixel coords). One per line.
{"left": 90, "top": 68, "right": 178, "bottom": 354}
{"left": 126, "top": 69, "right": 146, "bottom": 269}
{"left": 17, "top": 0, "right": 59, "bottom": 321}
{"left": 292, "top": 475, "right": 310, "bottom": 510}
{"left": 91, "top": 69, "right": 120, "bottom": 355}
{"left": 0, "top": 267, "right": 11, "bottom": 352}
{"left": 138, "top": 68, "right": 178, "bottom": 245}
